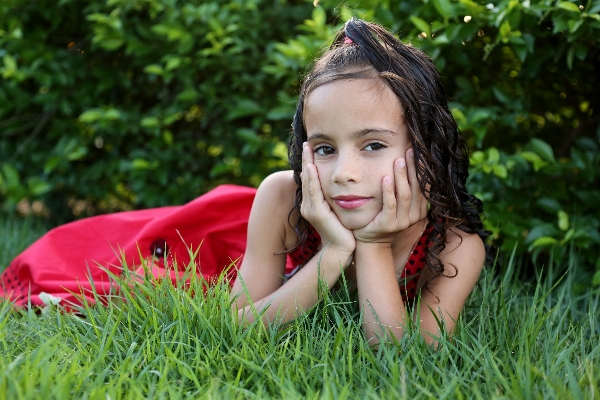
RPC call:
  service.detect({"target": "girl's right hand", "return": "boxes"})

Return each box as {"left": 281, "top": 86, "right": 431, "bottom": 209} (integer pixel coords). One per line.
{"left": 301, "top": 143, "right": 356, "bottom": 254}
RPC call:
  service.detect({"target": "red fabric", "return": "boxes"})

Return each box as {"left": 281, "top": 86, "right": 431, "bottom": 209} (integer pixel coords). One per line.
{"left": 0, "top": 184, "right": 431, "bottom": 309}
{"left": 0, "top": 185, "right": 269, "bottom": 308}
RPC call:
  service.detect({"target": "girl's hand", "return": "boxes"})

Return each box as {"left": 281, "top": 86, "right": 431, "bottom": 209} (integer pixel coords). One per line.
{"left": 353, "top": 148, "right": 428, "bottom": 244}
{"left": 301, "top": 143, "right": 356, "bottom": 253}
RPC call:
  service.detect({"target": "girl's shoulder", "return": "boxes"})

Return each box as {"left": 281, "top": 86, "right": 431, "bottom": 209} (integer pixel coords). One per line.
{"left": 441, "top": 227, "right": 486, "bottom": 274}
{"left": 257, "top": 170, "right": 297, "bottom": 201}
{"left": 253, "top": 171, "right": 300, "bottom": 248}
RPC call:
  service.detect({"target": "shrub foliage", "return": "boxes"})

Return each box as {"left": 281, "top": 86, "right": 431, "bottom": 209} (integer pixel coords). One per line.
{"left": 1, "top": 0, "right": 599, "bottom": 283}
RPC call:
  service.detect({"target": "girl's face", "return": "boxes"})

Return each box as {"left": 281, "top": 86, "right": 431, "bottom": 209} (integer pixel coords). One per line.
{"left": 304, "top": 78, "right": 411, "bottom": 230}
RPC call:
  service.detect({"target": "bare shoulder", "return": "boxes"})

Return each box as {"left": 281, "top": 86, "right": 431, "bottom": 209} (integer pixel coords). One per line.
{"left": 253, "top": 171, "right": 297, "bottom": 224}
{"left": 441, "top": 227, "right": 486, "bottom": 274}
{"left": 256, "top": 170, "right": 296, "bottom": 203}
{"left": 254, "top": 171, "right": 300, "bottom": 249}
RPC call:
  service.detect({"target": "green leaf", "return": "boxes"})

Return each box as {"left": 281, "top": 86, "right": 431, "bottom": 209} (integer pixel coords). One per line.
{"left": 536, "top": 197, "right": 561, "bottom": 213}
{"left": 519, "top": 151, "right": 544, "bottom": 172}
{"left": 27, "top": 178, "right": 52, "bottom": 196}
{"left": 78, "top": 109, "right": 103, "bottom": 123}
{"left": 568, "top": 18, "right": 583, "bottom": 32}
{"left": 470, "top": 151, "right": 485, "bottom": 165}
{"left": 236, "top": 128, "right": 260, "bottom": 145}
{"left": 530, "top": 138, "right": 555, "bottom": 162}
{"left": 432, "top": 0, "right": 455, "bottom": 18}
{"left": 445, "top": 24, "right": 461, "bottom": 41}
{"left": 557, "top": 1, "right": 581, "bottom": 13}
{"left": 1, "top": 164, "right": 20, "bottom": 186}
{"left": 410, "top": 16, "right": 431, "bottom": 36}
{"left": 512, "top": 44, "right": 527, "bottom": 62}
{"left": 144, "top": 64, "right": 164, "bottom": 75}
{"left": 104, "top": 109, "right": 121, "bottom": 120}
{"left": 3, "top": 54, "right": 17, "bottom": 74}
{"left": 66, "top": 146, "right": 88, "bottom": 161}
{"left": 266, "top": 106, "right": 294, "bottom": 121}
{"left": 562, "top": 228, "right": 575, "bottom": 243}
{"left": 141, "top": 117, "right": 160, "bottom": 128}
{"left": 557, "top": 210, "right": 569, "bottom": 231}
{"left": 492, "top": 164, "right": 507, "bottom": 178}
{"left": 227, "top": 99, "right": 262, "bottom": 120}
{"left": 487, "top": 147, "right": 500, "bottom": 165}
{"left": 529, "top": 236, "right": 558, "bottom": 250}
{"left": 499, "top": 20, "right": 511, "bottom": 37}
{"left": 132, "top": 159, "right": 151, "bottom": 170}
{"left": 312, "top": 7, "right": 326, "bottom": 27}
{"left": 592, "top": 270, "right": 600, "bottom": 286}
{"left": 165, "top": 57, "right": 182, "bottom": 71}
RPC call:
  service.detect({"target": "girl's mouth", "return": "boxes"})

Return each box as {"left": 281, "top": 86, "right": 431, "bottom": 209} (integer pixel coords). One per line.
{"left": 333, "top": 196, "right": 372, "bottom": 210}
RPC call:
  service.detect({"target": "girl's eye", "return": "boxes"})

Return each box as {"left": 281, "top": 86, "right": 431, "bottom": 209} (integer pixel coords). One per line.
{"left": 314, "top": 145, "right": 335, "bottom": 156}
{"left": 364, "top": 142, "right": 386, "bottom": 151}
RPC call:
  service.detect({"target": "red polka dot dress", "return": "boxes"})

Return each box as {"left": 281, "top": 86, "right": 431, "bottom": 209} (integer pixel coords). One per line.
{"left": 286, "top": 223, "right": 432, "bottom": 302}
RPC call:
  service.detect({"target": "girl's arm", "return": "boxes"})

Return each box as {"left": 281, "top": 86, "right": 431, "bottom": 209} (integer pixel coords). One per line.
{"left": 231, "top": 147, "right": 355, "bottom": 325}
{"left": 416, "top": 229, "right": 485, "bottom": 343}
{"left": 352, "top": 149, "right": 485, "bottom": 345}
{"left": 354, "top": 231, "right": 484, "bottom": 345}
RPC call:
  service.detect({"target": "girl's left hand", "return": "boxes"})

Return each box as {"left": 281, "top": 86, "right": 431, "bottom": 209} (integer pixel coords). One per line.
{"left": 353, "top": 148, "right": 428, "bottom": 244}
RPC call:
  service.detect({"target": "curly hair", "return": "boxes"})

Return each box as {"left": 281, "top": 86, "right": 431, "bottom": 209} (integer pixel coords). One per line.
{"left": 287, "top": 18, "right": 489, "bottom": 288}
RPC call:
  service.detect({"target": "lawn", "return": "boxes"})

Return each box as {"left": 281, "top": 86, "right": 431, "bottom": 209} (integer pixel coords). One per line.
{"left": 0, "top": 216, "right": 598, "bottom": 399}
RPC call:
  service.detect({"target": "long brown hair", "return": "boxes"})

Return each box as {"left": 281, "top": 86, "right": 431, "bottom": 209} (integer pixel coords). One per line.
{"left": 288, "top": 19, "right": 489, "bottom": 286}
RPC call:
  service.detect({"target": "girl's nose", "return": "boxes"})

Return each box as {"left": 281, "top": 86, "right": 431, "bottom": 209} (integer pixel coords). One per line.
{"left": 331, "top": 153, "right": 361, "bottom": 184}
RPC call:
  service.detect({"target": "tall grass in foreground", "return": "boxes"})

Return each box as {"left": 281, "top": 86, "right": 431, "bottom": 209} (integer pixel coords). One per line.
{"left": 0, "top": 219, "right": 598, "bottom": 399}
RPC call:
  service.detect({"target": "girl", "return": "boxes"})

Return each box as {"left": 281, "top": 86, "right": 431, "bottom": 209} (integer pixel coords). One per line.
{"left": 1, "top": 19, "right": 486, "bottom": 344}
{"left": 231, "top": 19, "right": 486, "bottom": 344}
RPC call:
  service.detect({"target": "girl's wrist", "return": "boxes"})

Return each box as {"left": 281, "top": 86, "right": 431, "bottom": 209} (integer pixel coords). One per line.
{"left": 316, "top": 244, "right": 355, "bottom": 269}
{"left": 318, "top": 235, "right": 355, "bottom": 255}
{"left": 326, "top": 242, "right": 355, "bottom": 257}
{"left": 355, "top": 241, "right": 393, "bottom": 251}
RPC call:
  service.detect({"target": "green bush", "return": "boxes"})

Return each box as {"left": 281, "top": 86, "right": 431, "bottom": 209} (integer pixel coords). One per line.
{"left": 0, "top": 0, "right": 311, "bottom": 214}
{"left": 265, "top": 0, "right": 600, "bottom": 284}
{"left": 1, "top": 0, "right": 599, "bottom": 285}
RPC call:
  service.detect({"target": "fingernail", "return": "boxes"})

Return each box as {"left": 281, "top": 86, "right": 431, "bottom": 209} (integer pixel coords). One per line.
{"left": 408, "top": 149, "right": 414, "bottom": 158}
{"left": 397, "top": 158, "right": 406, "bottom": 168}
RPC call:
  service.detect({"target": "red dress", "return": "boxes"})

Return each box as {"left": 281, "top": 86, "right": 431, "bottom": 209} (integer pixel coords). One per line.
{"left": 0, "top": 185, "right": 429, "bottom": 309}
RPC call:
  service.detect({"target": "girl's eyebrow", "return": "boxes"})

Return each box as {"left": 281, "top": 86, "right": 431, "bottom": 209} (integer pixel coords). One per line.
{"left": 307, "top": 128, "right": 398, "bottom": 142}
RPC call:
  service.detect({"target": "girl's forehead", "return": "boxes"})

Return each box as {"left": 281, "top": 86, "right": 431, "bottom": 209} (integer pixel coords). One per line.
{"left": 303, "top": 78, "right": 407, "bottom": 141}
{"left": 304, "top": 78, "right": 402, "bottom": 114}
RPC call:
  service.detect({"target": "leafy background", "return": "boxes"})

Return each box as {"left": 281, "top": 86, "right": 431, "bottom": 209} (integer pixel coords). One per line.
{"left": 1, "top": 0, "right": 599, "bottom": 288}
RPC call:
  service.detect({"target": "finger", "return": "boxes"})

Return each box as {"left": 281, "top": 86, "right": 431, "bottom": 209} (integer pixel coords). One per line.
{"left": 406, "top": 148, "right": 419, "bottom": 188}
{"left": 406, "top": 148, "right": 425, "bottom": 219}
{"left": 380, "top": 175, "right": 397, "bottom": 224}
{"left": 394, "top": 157, "right": 411, "bottom": 221}
{"left": 301, "top": 144, "right": 311, "bottom": 209}
{"left": 306, "top": 162, "right": 323, "bottom": 203}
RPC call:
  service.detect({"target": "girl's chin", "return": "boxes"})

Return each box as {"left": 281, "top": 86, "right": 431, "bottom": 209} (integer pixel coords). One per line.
{"left": 336, "top": 213, "right": 376, "bottom": 231}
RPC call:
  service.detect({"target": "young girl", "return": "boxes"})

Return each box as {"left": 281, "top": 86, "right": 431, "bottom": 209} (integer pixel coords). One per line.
{"left": 1, "top": 19, "right": 486, "bottom": 344}
{"left": 231, "top": 19, "right": 486, "bottom": 344}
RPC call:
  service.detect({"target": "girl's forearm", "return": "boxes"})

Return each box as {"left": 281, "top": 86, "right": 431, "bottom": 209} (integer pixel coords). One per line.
{"left": 354, "top": 242, "right": 407, "bottom": 344}
{"left": 234, "top": 246, "right": 353, "bottom": 325}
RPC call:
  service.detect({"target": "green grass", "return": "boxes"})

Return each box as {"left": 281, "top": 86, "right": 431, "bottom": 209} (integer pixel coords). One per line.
{"left": 1, "top": 216, "right": 599, "bottom": 399}
{"left": 0, "top": 215, "right": 49, "bottom": 270}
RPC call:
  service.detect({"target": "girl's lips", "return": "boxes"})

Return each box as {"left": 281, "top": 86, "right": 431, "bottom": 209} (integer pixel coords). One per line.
{"left": 333, "top": 196, "right": 372, "bottom": 210}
